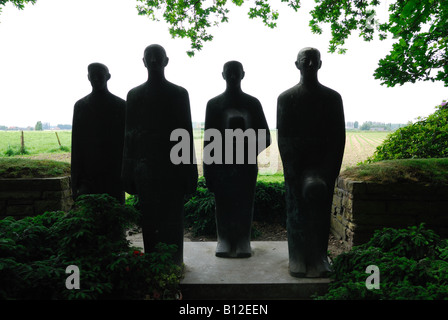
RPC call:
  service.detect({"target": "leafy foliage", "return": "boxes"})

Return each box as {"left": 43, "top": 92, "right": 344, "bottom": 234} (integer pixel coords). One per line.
{"left": 366, "top": 100, "right": 448, "bottom": 162}
{"left": 0, "top": 194, "right": 183, "bottom": 300}
{"left": 316, "top": 224, "right": 448, "bottom": 300}
{"left": 184, "top": 181, "right": 216, "bottom": 237}
{"left": 136, "top": 0, "right": 301, "bottom": 57}
{"left": 253, "top": 179, "right": 286, "bottom": 225}
{"left": 0, "top": 0, "right": 36, "bottom": 13}
{"left": 137, "top": 0, "right": 448, "bottom": 87}
{"left": 310, "top": 0, "right": 448, "bottom": 87}
{"left": 184, "top": 177, "right": 285, "bottom": 237}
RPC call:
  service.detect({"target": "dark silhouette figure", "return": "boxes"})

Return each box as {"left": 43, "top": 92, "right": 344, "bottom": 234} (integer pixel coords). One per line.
{"left": 71, "top": 63, "right": 126, "bottom": 204}
{"left": 204, "top": 61, "right": 271, "bottom": 258}
{"left": 122, "top": 44, "right": 197, "bottom": 266}
{"left": 277, "top": 48, "right": 346, "bottom": 277}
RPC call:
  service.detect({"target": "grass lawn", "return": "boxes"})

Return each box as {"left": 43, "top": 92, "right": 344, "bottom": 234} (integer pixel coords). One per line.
{"left": 0, "top": 158, "right": 71, "bottom": 179}
{"left": 257, "top": 172, "right": 284, "bottom": 183}
{"left": 341, "top": 158, "right": 448, "bottom": 185}
{"left": 0, "top": 130, "right": 71, "bottom": 156}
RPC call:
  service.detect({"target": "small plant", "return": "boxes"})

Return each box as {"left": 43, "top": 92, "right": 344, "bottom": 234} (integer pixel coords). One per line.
{"left": 49, "top": 145, "right": 70, "bottom": 153}
{"left": 3, "top": 144, "right": 29, "bottom": 156}
{"left": 315, "top": 224, "right": 448, "bottom": 300}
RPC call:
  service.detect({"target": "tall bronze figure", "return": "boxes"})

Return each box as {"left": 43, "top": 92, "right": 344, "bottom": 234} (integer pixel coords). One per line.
{"left": 122, "top": 44, "right": 197, "bottom": 266}
{"left": 71, "top": 63, "right": 126, "bottom": 204}
{"left": 204, "top": 61, "right": 271, "bottom": 258}
{"left": 277, "top": 48, "right": 346, "bottom": 277}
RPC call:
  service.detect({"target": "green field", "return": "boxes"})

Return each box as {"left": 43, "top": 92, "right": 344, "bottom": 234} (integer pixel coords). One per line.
{"left": 0, "top": 129, "right": 391, "bottom": 181}
{"left": 0, "top": 130, "right": 71, "bottom": 155}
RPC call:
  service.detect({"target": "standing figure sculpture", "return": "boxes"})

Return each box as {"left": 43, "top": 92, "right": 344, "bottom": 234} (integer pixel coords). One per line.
{"left": 204, "top": 61, "right": 271, "bottom": 258}
{"left": 71, "top": 63, "right": 126, "bottom": 204}
{"left": 122, "top": 44, "right": 197, "bottom": 266}
{"left": 277, "top": 48, "right": 346, "bottom": 277}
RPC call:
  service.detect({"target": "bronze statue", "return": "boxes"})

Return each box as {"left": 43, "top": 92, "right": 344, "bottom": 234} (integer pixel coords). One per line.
{"left": 277, "top": 48, "right": 346, "bottom": 277}
{"left": 204, "top": 61, "right": 271, "bottom": 258}
{"left": 122, "top": 44, "right": 197, "bottom": 266}
{"left": 71, "top": 63, "right": 126, "bottom": 204}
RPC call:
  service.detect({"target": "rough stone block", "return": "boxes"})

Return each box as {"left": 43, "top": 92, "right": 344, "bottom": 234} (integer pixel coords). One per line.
{"left": 330, "top": 218, "right": 346, "bottom": 241}
{"left": 0, "top": 191, "right": 42, "bottom": 200}
{"left": 42, "top": 191, "right": 64, "bottom": 200}
{"left": 353, "top": 200, "right": 387, "bottom": 216}
{"left": 6, "top": 204, "right": 34, "bottom": 216}
{"left": 34, "top": 200, "right": 63, "bottom": 214}
{"left": 387, "top": 201, "right": 436, "bottom": 215}
{"left": 354, "top": 213, "right": 417, "bottom": 227}
{"left": 0, "top": 200, "right": 6, "bottom": 216}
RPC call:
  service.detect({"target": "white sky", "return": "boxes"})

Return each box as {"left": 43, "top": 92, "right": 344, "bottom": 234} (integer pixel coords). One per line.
{"left": 0, "top": 0, "right": 446, "bottom": 129}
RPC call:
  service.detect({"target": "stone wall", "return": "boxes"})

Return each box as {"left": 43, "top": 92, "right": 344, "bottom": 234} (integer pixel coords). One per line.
{"left": 0, "top": 176, "right": 73, "bottom": 219}
{"left": 331, "top": 177, "right": 448, "bottom": 246}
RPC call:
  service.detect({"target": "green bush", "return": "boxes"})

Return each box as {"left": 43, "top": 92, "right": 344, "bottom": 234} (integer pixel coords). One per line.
{"left": 184, "top": 177, "right": 286, "bottom": 237}
{"left": 253, "top": 180, "right": 286, "bottom": 225}
{"left": 315, "top": 224, "right": 448, "bottom": 300}
{"left": 0, "top": 194, "right": 183, "bottom": 300}
{"left": 367, "top": 100, "right": 448, "bottom": 162}
{"left": 184, "top": 185, "right": 216, "bottom": 237}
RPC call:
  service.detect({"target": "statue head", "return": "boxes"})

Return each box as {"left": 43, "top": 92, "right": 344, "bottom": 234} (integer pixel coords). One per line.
{"left": 295, "top": 47, "right": 322, "bottom": 76}
{"left": 88, "top": 63, "right": 110, "bottom": 92}
{"left": 222, "top": 61, "right": 245, "bottom": 87}
{"left": 143, "top": 44, "right": 169, "bottom": 72}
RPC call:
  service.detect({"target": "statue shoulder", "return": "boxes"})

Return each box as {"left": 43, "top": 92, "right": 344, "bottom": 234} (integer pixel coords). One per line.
{"left": 277, "top": 86, "right": 298, "bottom": 104}
{"left": 206, "top": 93, "right": 225, "bottom": 108}
{"left": 127, "top": 83, "right": 145, "bottom": 97}
{"left": 242, "top": 92, "right": 261, "bottom": 105}
{"left": 74, "top": 94, "right": 91, "bottom": 110}
{"left": 107, "top": 92, "right": 126, "bottom": 106}
{"left": 168, "top": 81, "right": 190, "bottom": 98}
{"left": 321, "top": 85, "right": 342, "bottom": 101}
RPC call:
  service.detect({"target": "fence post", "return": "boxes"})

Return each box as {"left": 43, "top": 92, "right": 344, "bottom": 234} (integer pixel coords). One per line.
{"left": 20, "top": 131, "right": 25, "bottom": 154}
{"left": 55, "top": 132, "right": 61, "bottom": 147}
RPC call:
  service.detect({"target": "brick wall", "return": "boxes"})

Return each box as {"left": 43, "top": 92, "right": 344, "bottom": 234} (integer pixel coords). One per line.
{"left": 0, "top": 176, "right": 73, "bottom": 219}
{"left": 331, "top": 177, "right": 448, "bottom": 246}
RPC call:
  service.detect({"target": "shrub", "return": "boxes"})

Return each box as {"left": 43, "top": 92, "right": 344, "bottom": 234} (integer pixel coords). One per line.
{"left": 315, "top": 224, "right": 448, "bottom": 300}
{"left": 253, "top": 180, "right": 286, "bottom": 225}
{"left": 0, "top": 194, "right": 183, "bottom": 300}
{"left": 184, "top": 185, "right": 216, "bottom": 237}
{"left": 184, "top": 177, "right": 286, "bottom": 237}
{"left": 366, "top": 100, "right": 448, "bottom": 163}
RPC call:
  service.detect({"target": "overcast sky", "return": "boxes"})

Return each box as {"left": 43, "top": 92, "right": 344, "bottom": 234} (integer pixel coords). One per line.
{"left": 0, "top": 0, "right": 446, "bottom": 129}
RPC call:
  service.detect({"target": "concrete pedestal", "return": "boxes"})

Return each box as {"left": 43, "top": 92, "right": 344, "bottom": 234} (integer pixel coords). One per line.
{"left": 180, "top": 241, "right": 330, "bottom": 300}
{"left": 129, "top": 234, "right": 330, "bottom": 300}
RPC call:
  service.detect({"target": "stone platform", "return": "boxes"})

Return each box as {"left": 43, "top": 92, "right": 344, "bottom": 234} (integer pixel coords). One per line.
{"left": 129, "top": 234, "right": 331, "bottom": 300}
{"left": 180, "top": 241, "right": 330, "bottom": 300}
